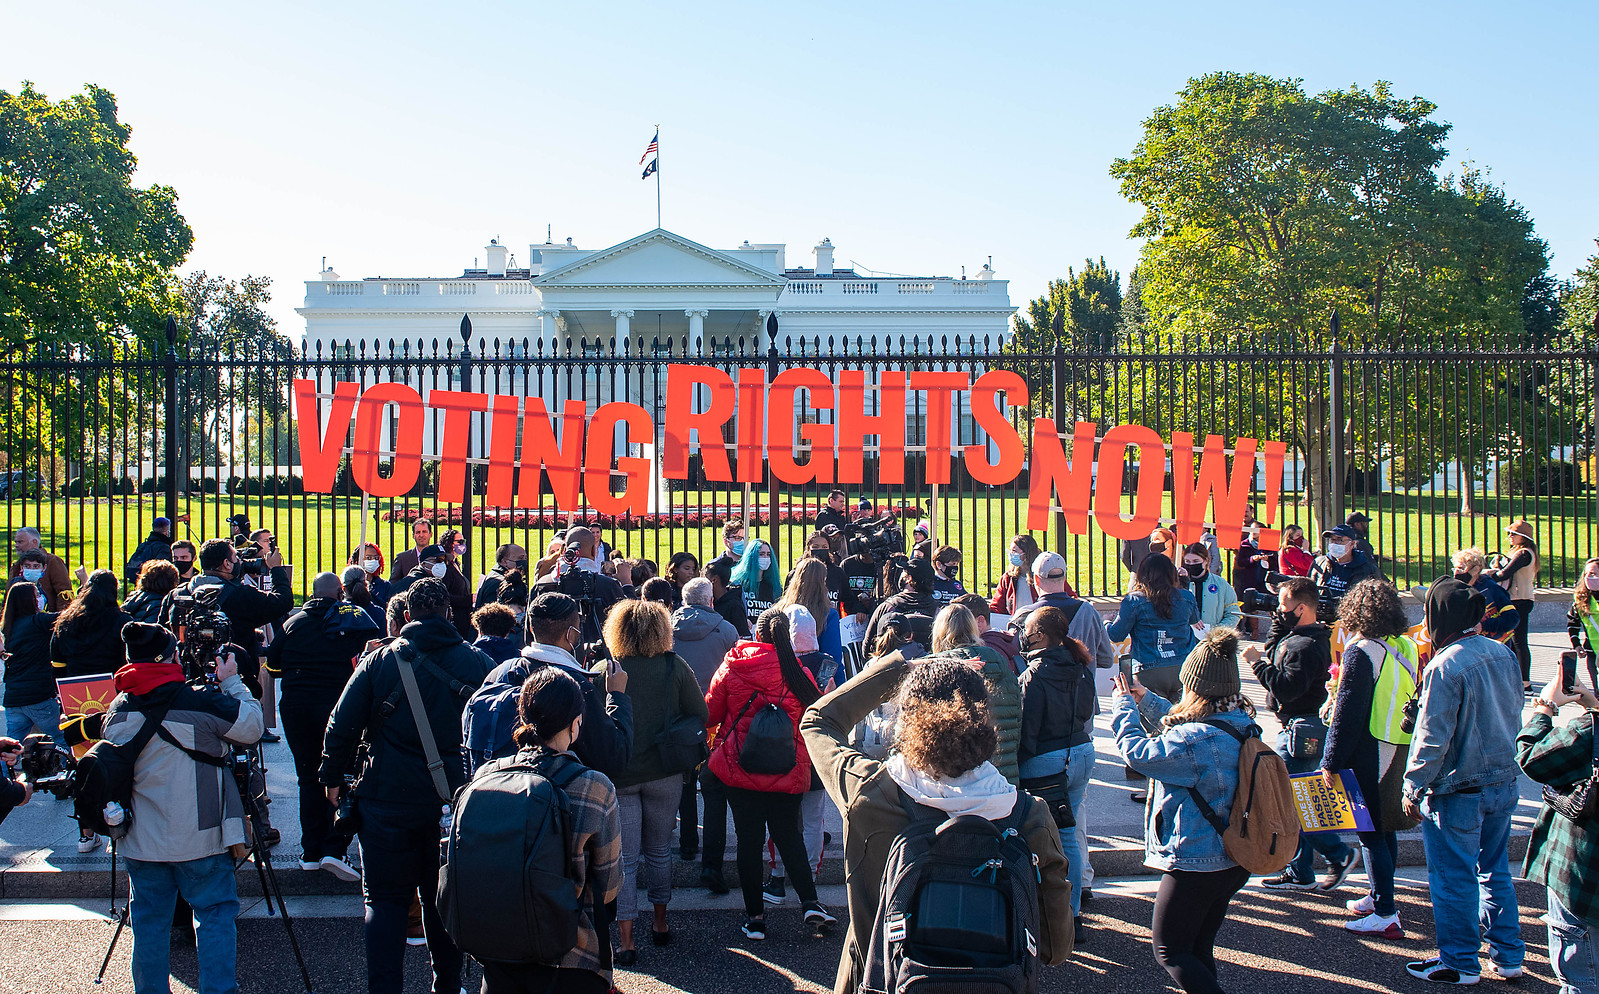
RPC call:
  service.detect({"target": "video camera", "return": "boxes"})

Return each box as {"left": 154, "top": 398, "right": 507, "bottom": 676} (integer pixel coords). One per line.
{"left": 844, "top": 515, "right": 905, "bottom": 561}
{"left": 1239, "top": 567, "right": 1340, "bottom": 623}
{"left": 19, "top": 733, "right": 78, "bottom": 801}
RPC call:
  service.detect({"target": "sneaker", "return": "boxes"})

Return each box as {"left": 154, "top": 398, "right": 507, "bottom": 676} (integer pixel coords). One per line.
{"left": 405, "top": 922, "right": 426, "bottom": 947}
{"left": 260, "top": 827, "right": 281, "bottom": 848}
{"left": 1074, "top": 916, "right": 1088, "bottom": 945}
{"left": 762, "top": 874, "right": 787, "bottom": 905}
{"left": 1346, "top": 894, "right": 1375, "bottom": 916}
{"left": 1485, "top": 962, "right": 1523, "bottom": 980}
{"left": 77, "top": 833, "right": 101, "bottom": 854}
{"left": 803, "top": 902, "right": 836, "bottom": 928}
{"left": 1318, "top": 849, "right": 1360, "bottom": 891}
{"left": 297, "top": 854, "right": 320, "bottom": 871}
{"left": 741, "top": 918, "right": 766, "bottom": 941}
{"left": 1079, "top": 887, "right": 1093, "bottom": 907}
{"left": 1406, "top": 958, "right": 1480, "bottom": 985}
{"left": 1261, "top": 871, "right": 1318, "bottom": 891}
{"left": 260, "top": 729, "right": 281, "bottom": 743}
{"left": 319, "top": 855, "right": 360, "bottom": 882}
{"left": 699, "top": 868, "right": 730, "bottom": 895}
{"left": 1345, "top": 913, "right": 1403, "bottom": 939}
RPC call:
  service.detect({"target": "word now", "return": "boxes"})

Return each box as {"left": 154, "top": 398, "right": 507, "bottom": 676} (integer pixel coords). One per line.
{"left": 292, "top": 367, "right": 1287, "bottom": 549}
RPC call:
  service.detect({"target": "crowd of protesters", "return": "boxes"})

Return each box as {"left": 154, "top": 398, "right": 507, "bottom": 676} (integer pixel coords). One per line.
{"left": 0, "top": 493, "right": 1593, "bottom": 994}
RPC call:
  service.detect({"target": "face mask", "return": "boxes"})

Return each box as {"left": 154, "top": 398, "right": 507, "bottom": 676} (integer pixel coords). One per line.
{"left": 1587, "top": 577, "right": 1599, "bottom": 591}
{"left": 1327, "top": 543, "right": 1348, "bottom": 559}
{"left": 1183, "top": 563, "right": 1206, "bottom": 579}
{"left": 809, "top": 548, "right": 829, "bottom": 561}
{"left": 939, "top": 561, "right": 960, "bottom": 578}
{"left": 363, "top": 559, "right": 380, "bottom": 573}
{"left": 1454, "top": 571, "right": 1473, "bottom": 584}
{"left": 757, "top": 555, "right": 772, "bottom": 571}
{"left": 453, "top": 543, "right": 466, "bottom": 556}
{"left": 1008, "top": 550, "right": 1024, "bottom": 568}
{"left": 1274, "top": 607, "right": 1300, "bottom": 627}
{"left": 174, "top": 560, "right": 193, "bottom": 574}
{"left": 430, "top": 562, "right": 447, "bottom": 578}
{"left": 514, "top": 559, "right": 529, "bottom": 573}
{"left": 21, "top": 568, "right": 43, "bottom": 582}
{"left": 731, "top": 539, "right": 746, "bottom": 556}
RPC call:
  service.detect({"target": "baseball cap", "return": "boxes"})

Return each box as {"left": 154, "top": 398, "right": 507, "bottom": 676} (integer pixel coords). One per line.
{"left": 227, "top": 513, "right": 251, "bottom": 529}
{"left": 1031, "top": 551, "right": 1068, "bottom": 580}
{"left": 419, "top": 544, "right": 446, "bottom": 561}
{"left": 1326, "top": 524, "right": 1360, "bottom": 541}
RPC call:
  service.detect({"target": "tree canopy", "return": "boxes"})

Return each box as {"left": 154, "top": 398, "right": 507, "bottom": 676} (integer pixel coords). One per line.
{"left": 0, "top": 82, "right": 192, "bottom": 352}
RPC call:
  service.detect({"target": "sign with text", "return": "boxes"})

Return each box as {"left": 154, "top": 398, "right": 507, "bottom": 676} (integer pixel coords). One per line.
{"left": 57, "top": 674, "right": 118, "bottom": 758}
{"left": 1291, "top": 769, "right": 1374, "bottom": 835}
{"left": 292, "top": 367, "right": 1290, "bottom": 547}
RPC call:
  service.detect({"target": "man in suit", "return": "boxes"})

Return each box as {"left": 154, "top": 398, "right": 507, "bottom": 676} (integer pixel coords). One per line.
{"left": 388, "top": 517, "right": 434, "bottom": 585}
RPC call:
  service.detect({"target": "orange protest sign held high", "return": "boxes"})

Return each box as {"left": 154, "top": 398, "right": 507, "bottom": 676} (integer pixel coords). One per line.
{"left": 292, "top": 370, "right": 1283, "bottom": 541}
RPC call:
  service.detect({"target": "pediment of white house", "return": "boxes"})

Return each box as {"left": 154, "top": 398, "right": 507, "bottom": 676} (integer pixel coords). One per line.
{"left": 533, "top": 229, "right": 787, "bottom": 291}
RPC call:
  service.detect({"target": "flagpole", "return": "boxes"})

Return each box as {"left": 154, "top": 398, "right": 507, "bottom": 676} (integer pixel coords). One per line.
{"left": 655, "top": 124, "right": 661, "bottom": 229}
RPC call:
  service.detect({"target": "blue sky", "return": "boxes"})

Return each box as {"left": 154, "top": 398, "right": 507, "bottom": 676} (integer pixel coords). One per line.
{"left": 5, "top": 0, "right": 1596, "bottom": 337}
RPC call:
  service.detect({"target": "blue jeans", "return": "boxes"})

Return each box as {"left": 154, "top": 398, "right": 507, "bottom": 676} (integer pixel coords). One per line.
{"left": 357, "top": 799, "right": 461, "bottom": 994}
{"left": 1545, "top": 887, "right": 1599, "bottom": 994}
{"left": 1019, "top": 741, "right": 1095, "bottom": 917}
{"left": 1275, "top": 725, "right": 1352, "bottom": 879}
{"left": 1420, "top": 781, "right": 1524, "bottom": 975}
{"left": 126, "top": 853, "right": 239, "bottom": 994}
{"left": 4, "top": 698, "right": 61, "bottom": 740}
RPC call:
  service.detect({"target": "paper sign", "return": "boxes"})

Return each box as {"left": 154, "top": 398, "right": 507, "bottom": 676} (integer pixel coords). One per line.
{"left": 1291, "top": 769, "right": 1374, "bottom": 834}
{"left": 839, "top": 614, "right": 866, "bottom": 647}
{"left": 57, "top": 675, "right": 118, "bottom": 758}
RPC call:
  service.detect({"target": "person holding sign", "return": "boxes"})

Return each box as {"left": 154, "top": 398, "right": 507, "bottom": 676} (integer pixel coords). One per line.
{"left": 1323, "top": 579, "right": 1420, "bottom": 939}
{"left": 1401, "top": 576, "right": 1526, "bottom": 985}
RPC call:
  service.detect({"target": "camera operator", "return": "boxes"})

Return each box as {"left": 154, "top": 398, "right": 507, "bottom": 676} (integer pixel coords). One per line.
{"left": 1319, "top": 524, "right": 1382, "bottom": 604}
{"left": 1242, "top": 576, "right": 1356, "bottom": 892}
{"left": 101, "top": 622, "right": 264, "bottom": 994}
{"left": 533, "top": 526, "right": 625, "bottom": 645}
{"left": 161, "top": 539, "right": 292, "bottom": 695}
{"left": 703, "top": 560, "right": 751, "bottom": 639}
{"left": 320, "top": 577, "right": 491, "bottom": 994}
{"left": 266, "top": 572, "right": 378, "bottom": 883}
{"left": 0, "top": 736, "right": 33, "bottom": 825}
{"left": 864, "top": 556, "right": 940, "bottom": 651}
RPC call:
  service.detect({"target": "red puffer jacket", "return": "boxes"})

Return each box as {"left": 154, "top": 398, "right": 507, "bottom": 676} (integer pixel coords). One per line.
{"left": 705, "top": 640, "right": 816, "bottom": 794}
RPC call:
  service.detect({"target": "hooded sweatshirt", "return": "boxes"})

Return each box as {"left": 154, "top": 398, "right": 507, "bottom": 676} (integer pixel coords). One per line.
{"left": 672, "top": 604, "right": 739, "bottom": 688}
{"left": 1252, "top": 617, "right": 1335, "bottom": 718}
{"left": 885, "top": 753, "right": 1017, "bottom": 821}
{"left": 1018, "top": 644, "right": 1095, "bottom": 762}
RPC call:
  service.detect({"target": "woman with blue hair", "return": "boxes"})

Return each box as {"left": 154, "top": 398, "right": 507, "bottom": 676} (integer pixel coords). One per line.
{"left": 731, "top": 538, "right": 783, "bottom": 628}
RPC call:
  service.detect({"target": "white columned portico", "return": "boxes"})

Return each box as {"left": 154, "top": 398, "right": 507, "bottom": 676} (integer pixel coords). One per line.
{"left": 685, "top": 308, "right": 708, "bottom": 350}
{"left": 610, "top": 308, "right": 634, "bottom": 356}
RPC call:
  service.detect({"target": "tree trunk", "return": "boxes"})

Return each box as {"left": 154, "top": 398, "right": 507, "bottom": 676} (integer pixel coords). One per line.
{"left": 1459, "top": 460, "right": 1477, "bottom": 515}
{"left": 1303, "top": 385, "right": 1333, "bottom": 538}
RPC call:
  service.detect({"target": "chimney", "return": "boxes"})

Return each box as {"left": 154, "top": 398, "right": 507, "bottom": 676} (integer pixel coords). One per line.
{"left": 485, "top": 238, "right": 508, "bottom": 277}
{"left": 813, "top": 237, "right": 834, "bottom": 276}
{"left": 977, "top": 256, "right": 995, "bottom": 281}
{"left": 318, "top": 257, "right": 339, "bottom": 281}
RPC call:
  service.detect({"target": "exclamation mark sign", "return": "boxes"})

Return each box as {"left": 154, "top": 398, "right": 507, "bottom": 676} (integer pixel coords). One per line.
{"left": 1257, "top": 440, "right": 1287, "bottom": 551}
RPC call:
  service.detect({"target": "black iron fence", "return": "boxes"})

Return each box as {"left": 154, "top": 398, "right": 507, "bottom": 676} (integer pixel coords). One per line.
{"left": 1, "top": 322, "right": 1593, "bottom": 601}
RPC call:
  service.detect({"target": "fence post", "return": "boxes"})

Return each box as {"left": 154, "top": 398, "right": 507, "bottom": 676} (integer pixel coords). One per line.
{"left": 766, "top": 316, "right": 781, "bottom": 566}
{"left": 1328, "top": 340, "right": 1346, "bottom": 528}
{"left": 1051, "top": 336, "right": 1068, "bottom": 553}
{"left": 458, "top": 314, "right": 474, "bottom": 592}
{"left": 163, "top": 315, "right": 180, "bottom": 525}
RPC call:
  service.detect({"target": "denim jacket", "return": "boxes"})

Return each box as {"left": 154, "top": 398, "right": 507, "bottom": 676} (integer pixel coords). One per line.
{"left": 1402, "top": 634, "right": 1523, "bottom": 803}
{"left": 1112, "top": 691, "right": 1251, "bottom": 872}
{"left": 1106, "top": 589, "right": 1199, "bottom": 671}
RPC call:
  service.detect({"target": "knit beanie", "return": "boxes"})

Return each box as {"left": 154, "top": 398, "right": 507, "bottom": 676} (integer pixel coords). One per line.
{"left": 122, "top": 621, "right": 176, "bottom": 665}
{"left": 1180, "top": 628, "right": 1241, "bottom": 698}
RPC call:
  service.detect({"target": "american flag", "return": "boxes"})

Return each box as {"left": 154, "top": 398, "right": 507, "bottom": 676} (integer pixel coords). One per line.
{"left": 639, "top": 130, "right": 659, "bottom": 165}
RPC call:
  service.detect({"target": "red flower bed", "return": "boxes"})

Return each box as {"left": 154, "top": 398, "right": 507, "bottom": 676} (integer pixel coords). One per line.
{"left": 380, "top": 501, "right": 920, "bottom": 530}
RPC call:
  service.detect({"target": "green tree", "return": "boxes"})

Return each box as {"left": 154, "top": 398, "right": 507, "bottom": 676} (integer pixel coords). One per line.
{"left": 0, "top": 82, "right": 191, "bottom": 349}
{"left": 1110, "top": 73, "right": 1554, "bottom": 527}
{"left": 1005, "top": 259, "right": 1123, "bottom": 419}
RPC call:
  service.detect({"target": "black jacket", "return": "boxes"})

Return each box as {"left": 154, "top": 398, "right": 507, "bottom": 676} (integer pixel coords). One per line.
{"left": 266, "top": 597, "right": 380, "bottom": 697}
{"left": 3, "top": 611, "right": 59, "bottom": 707}
{"left": 1320, "top": 551, "right": 1382, "bottom": 603}
{"left": 1018, "top": 644, "right": 1095, "bottom": 761}
{"left": 160, "top": 569, "right": 295, "bottom": 661}
{"left": 863, "top": 588, "right": 938, "bottom": 655}
{"left": 485, "top": 644, "right": 634, "bottom": 778}
{"left": 121, "top": 590, "right": 164, "bottom": 626}
{"left": 531, "top": 566, "right": 626, "bottom": 645}
{"left": 319, "top": 615, "right": 491, "bottom": 808}
{"left": 124, "top": 531, "right": 174, "bottom": 584}
{"left": 1252, "top": 617, "right": 1334, "bottom": 718}
{"left": 712, "top": 585, "right": 752, "bottom": 639}
{"left": 50, "top": 608, "right": 135, "bottom": 678}
{"left": 815, "top": 507, "right": 849, "bottom": 534}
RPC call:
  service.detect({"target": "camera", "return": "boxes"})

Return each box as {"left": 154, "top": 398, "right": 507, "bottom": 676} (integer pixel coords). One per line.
{"left": 233, "top": 557, "right": 267, "bottom": 577}
{"left": 19, "top": 734, "right": 78, "bottom": 801}
{"left": 1239, "top": 570, "right": 1340, "bottom": 623}
{"left": 844, "top": 515, "right": 904, "bottom": 561}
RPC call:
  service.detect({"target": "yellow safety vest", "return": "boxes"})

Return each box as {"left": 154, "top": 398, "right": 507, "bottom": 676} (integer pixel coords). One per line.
{"left": 1368, "top": 635, "right": 1419, "bottom": 746}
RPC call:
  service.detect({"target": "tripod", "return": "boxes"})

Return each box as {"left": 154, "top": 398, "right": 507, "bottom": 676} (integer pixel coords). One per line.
{"left": 236, "top": 751, "right": 317, "bottom": 994}
{"left": 93, "top": 838, "right": 128, "bottom": 985}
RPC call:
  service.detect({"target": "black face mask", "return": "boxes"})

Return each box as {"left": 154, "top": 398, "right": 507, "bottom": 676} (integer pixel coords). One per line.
{"left": 1183, "top": 563, "right": 1206, "bottom": 580}
{"left": 1453, "top": 571, "right": 1472, "bottom": 584}
{"left": 1274, "top": 606, "right": 1302, "bottom": 628}
{"left": 809, "top": 548, "right": 830, "bottom": 562}
{"left": 514, "top": 559, "right": 529, "bottom": 573}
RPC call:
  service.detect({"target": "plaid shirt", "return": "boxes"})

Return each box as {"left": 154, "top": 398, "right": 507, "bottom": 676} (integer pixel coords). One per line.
{"left": 534, "top": 747, "right": 622, "bottom": 978}
{"left": 1518, "top": 710, "right": 1599, "bottom": 924}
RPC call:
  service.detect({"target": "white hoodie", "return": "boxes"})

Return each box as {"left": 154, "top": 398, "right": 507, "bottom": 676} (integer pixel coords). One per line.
{"left": 886, "top": 754, "right": 1018, "bottom": 822}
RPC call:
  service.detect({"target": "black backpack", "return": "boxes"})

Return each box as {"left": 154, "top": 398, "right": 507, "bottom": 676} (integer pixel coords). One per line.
{"left": 438, "top": 749, "right": 591, "bottom": 966}
{"left": 733, "top": 691, "right": 796, "bottom": 776}
{"left": 862, "top": 790, "right": 1044, "bottom": 994}
{"left": 71, "top": 701, "right": 174, "bottom": 837}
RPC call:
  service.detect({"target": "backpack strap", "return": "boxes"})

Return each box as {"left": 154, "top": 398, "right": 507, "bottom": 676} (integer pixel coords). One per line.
{"left": 153, "top": 725, "right": 228, "bottom": 767}
{"left": 394, "top": 642, "right": 452, "bottom": 805}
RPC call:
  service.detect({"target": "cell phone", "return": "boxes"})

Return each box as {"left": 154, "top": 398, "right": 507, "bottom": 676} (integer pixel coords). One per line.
{"left": 1561, "top": 650, "right": 1579, "bottom": 695}
{"left": 1118, "top": 658, "right": 1135, "bottom": 686}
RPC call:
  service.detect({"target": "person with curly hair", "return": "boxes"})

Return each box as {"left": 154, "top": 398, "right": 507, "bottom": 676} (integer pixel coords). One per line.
{"left": 802, "top": 654, "right": 1072, "bottom": 994}
{"left": 122, "top": 560, "right": 179, "bottom": 626}
{"left": 1325, "top": 578, "right": 1420, "bottom": 940}
{"left": 1113, "top": 628, "right": 1256, "bottom": 994}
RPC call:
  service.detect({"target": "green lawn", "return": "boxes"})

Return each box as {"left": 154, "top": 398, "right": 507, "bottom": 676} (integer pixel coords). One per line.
{"left": 1, "top": 487, "right": 1591, "bottom": 601}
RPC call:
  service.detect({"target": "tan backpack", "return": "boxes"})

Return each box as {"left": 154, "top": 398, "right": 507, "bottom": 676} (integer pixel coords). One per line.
{"left": 1185, "top": 719, "right": 1301, "bottom": 874}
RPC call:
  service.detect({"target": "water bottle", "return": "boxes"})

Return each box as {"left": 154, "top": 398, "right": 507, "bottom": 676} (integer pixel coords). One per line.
{"left": 438, "top": 804, "right": 452, "bottom": 835}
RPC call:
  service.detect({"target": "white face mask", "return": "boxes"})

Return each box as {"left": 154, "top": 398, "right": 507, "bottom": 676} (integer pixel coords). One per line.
{"left": 430, "top": 562, "right": 448, "bottom": 578}
{"left": 363, "top": 559, "right": 380, "bottom": 573}
{"left": 1586, "top": 576, "right": 1599, "bottom": 591}
{"left": 757, "top": 556, "right": 772, "bottom": 571}
{"left": 1327, "top": 543, "right": 1348, "bottom": 559}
